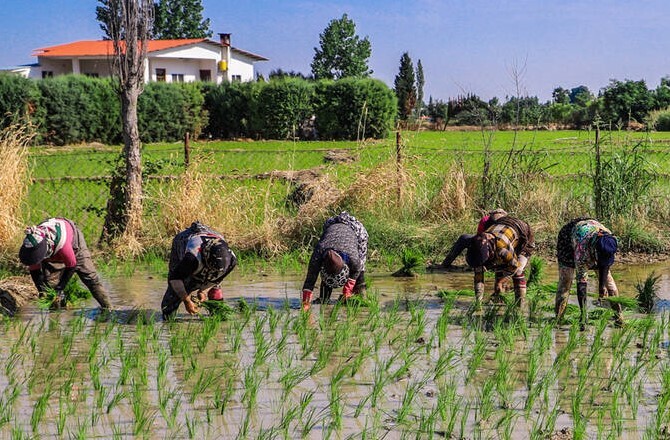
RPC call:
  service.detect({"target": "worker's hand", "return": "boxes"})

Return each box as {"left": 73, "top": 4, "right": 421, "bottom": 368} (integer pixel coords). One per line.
{"left": 341, "top": 278, "right": 356, "bottom": 300}
{"left": 52, "top": 289, "right": 66, "bottom": 309}
{"left": 301, "top": 289, "right": 313, "bottom": 311}
{"left": 183, "top": 297, "right": 199, "bottom": 315}
{"left": 197, "top": 290, "right": 208, "bottom": 302}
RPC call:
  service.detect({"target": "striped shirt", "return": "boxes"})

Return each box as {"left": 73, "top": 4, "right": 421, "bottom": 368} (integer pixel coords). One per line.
{"left": 484, "top": 223, "right": 520, "bottom": 276}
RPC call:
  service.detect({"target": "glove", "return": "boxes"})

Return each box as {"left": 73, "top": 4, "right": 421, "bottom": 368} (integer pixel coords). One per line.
{"left": 208, "top": 286, "right": 223, "bottom": 301}
{"left": 302, "top": 289, "right": 313, "bottom": 311}
{"left": 341, "top": 278, "right": 356, "bottom": 299}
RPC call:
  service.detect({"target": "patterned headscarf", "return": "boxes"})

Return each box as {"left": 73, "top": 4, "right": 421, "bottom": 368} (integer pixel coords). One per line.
{"left": 321, "top": 264, "right": 350, "bottom": 288}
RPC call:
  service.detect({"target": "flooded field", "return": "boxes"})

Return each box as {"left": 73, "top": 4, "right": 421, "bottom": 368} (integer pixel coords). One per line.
{"left": 2, "top": 262, "right": 670, "bottom": 438}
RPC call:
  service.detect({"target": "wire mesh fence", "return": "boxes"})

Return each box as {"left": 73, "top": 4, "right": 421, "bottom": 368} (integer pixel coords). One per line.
{"left": 23, "top": 131, "right": 670, "bottom": 251}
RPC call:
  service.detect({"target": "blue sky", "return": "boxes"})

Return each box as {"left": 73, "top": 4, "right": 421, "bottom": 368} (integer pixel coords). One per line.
{"left": 1, "top": 0, "right": 668, "bottom": 101}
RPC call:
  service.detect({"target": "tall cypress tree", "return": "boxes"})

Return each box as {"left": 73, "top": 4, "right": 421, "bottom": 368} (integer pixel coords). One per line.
{"left": 415, "top": 59, "right": 425, "bottom": 117}
{"left": 394, "top": 52, "right": 416, "bottom": 120}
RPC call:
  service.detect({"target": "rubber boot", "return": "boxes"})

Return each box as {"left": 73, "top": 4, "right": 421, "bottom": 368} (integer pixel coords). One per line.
{"left": 577, "top": 281, "right": 588, "bottom": 331}
{"left": 513, "top": 274, "right": 528, "bottom": 317}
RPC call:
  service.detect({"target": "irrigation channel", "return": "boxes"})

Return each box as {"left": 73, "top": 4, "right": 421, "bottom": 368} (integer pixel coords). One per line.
{"left": 2, "top": 263, "right": 670, "bottom": 438}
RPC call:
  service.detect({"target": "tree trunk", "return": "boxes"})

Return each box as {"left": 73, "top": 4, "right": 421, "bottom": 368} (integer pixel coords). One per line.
{"left": 121, "top": 88, "right": 143, "bottom": 237}
{"left": 100, "top": 88, "right": 143, "bottom": 243}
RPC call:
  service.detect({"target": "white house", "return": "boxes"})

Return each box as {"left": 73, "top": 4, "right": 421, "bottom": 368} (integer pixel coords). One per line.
{"left": 10, "top": 33, "right": 267, "bottom": 83}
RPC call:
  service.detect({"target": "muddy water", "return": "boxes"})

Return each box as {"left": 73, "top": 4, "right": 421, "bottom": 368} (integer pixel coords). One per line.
{"left": 100, "top": 261, "right": 670, "bottom": 312}
{"left": 4, "top": 261, "right": 670, "bottom": 438}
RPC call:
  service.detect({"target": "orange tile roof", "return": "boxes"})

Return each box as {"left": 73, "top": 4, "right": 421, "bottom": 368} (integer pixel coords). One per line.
{"left": 33, "top": 39, "right": 209, "bottom": 57}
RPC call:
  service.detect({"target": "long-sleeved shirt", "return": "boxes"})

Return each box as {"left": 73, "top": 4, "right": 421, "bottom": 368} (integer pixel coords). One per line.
{"left": 482, "top": 223, "right": 520, "bottom": 277}
{"left": 571, "top": 219, "right": 612, "bottom": 283}
{"left": 169, "top": 234, "right": 236, "bottom": 288}
{"left": 28, "top": 218, "right": 76, "bottom": 271}
{"left": 302, "top": 223, "right": 363, "bottom": 292}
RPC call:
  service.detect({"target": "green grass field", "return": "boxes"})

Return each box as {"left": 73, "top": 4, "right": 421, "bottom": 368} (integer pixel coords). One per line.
{"left": 22, "top": 129, "right": 670, "bottom": 263}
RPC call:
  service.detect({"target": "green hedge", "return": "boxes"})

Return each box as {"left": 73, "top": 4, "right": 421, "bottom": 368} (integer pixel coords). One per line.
{"left": 37, "top": 75, "right": 121, "bottom": 145}
{"left": 202, "top": 81, "right": 259, "bottom": 139}
{"left": 255, "top": 78, "right": 315, "bottom": 139}
{"left": 0, "top": 74, "right": 396, "bottom": 144}
{"left": 138, "top": 82, "right": 207, "bottom": 143}
{"left": 0, "top": 73, "right": 42, "bottom": 130}
{"left": 313, "top": 78, "right": 396, "bottom": 140}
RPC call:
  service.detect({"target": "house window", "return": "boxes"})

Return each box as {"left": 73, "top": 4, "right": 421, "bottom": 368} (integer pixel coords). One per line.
{"left": 42, "top": 71, "right": 53, "bottom": 78}
{"left": 231, "top": 75, "right": 242, "bottom": 82}
{"left": 171, "top": 74, "right": 184, "bottom": 83}
{"left": 199, "top": 70, "right": 211, "bottom": 82}
{"left": 155, "top": 68, "right": 166, "bottom": 82}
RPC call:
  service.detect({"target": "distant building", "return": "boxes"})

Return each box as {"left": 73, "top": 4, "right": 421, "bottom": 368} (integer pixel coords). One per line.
{"left": 4, "top": 33, "right": 267, "bottom": 83}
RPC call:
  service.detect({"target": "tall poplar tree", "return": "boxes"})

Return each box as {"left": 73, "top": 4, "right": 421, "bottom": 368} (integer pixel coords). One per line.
{"left": 153, "top": 0, "right": 212, "bottom": 39}
{"left": 98, "top": 0, "right": 153, "bottom": 243}
{"left": 311, "top": 14, "right": 372, "bottom": 80}
{"left": 97, "top": 0, "right": 211, "bottom": 39}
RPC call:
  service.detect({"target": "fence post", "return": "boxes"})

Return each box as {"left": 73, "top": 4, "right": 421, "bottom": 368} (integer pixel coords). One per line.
{"left": 184, "top": 132, "right": 190, "bottom": 169}
{"left": 396, "top": 130, "right": 402, "bottom": 204}
{"left": 593, "top": 123, "right": 602, "bottom": 218}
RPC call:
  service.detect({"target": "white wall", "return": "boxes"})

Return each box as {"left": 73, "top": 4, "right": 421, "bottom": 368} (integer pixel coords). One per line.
{"left": 228, "top": 54, "right": 256, "bottom": 82}
{"left": 148, "top": 58, "right": 218, "bottom": 83}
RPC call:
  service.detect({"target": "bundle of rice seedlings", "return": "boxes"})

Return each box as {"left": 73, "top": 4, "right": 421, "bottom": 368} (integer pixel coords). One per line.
{"left": 527, "top": 256, "right": 546, "bottom": 286}
{"left": 392, "top": 248, "right": 424, "bottom": 277}
{"left": 36, "top": 279, "right": 91, "bottom": 310}
{"left": 635, "top": 272, "right": 661, "bottom": 313}
{"left": 0, "top": 123, "right": 33, "bottom": 251}
{"left": 606, "top": 296, "right": 638, "bottom": 310}
{"left": 201, "top": 300, "right": 235, "bottom": 320}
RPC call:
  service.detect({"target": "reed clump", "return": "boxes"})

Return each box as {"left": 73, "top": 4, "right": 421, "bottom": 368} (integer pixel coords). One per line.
{"left": 0, "top": 123, "right": 33, "bottom": 251}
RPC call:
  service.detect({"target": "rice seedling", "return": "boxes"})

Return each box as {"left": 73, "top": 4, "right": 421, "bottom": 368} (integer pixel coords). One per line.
{"left": 188, "top": 367, "right": 219, "bottom": 404}
{"left": 465, "top": 330, "right": 487, "bottom": 384}
{"left": 242, "top": 366, "right": 262, "bottom": 410}
{"left": 201, "top": 300, "right": 235, "bottom": 320}
{"left": 185, "top": 413, "right": 201, "bottom": 439}
{"left": 396, "top": 376, "right": 428, "bottom": 425}
{"left": 31, "top": 382, "right": 52, "bottom": 433}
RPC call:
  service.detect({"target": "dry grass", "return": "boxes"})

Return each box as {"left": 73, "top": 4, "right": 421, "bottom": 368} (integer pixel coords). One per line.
{"left": 427, "top": 164, "right": 473, "bottom": 221}
{"left": 343, "top": 159, "right": 418, "bottom": 217}
{"left": 0, "top": 123, "right": 33, "bottom": 252}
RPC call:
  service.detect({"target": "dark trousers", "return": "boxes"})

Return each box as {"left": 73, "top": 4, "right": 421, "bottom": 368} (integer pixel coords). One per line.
{"left": 442, "top": 234, "right": 475, "bottom": 266}
{"left": 41, "top": 226, "right": 111, "bottom": 309}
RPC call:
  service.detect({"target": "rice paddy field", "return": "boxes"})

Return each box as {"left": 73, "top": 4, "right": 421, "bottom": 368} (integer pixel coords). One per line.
{"left": 3, "top": 128, "right": 670, "bottom": 438}
{"left": 2, "top": 264, "right": 670, "bottom": 439}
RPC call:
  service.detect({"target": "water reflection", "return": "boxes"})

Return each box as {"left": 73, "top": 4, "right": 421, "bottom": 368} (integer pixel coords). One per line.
{"left": 89, "top": 261, "right": 670, "bottom": 314}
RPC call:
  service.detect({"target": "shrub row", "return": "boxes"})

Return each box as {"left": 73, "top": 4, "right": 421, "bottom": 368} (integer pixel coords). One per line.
{"left": 0, "top": 73, "right": 396, "bottom": 145}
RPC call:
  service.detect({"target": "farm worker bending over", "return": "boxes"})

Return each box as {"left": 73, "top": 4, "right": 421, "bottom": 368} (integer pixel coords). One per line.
{"left": 19, "top": 217, "right": 112, "bottom": 310}
{"left": 438, "top": 208, "right": 508, "bottom": 268}
{"left": 555, "top": 218, "right": 623, "bottom": 330}
{"left": 301, "top": 211, "right": 368, "bottom": 311}
{"left": 465, "top": 215, "right": 534, "bottom": 311}
{"left": 161, "top": 221, "right": 237, "bottom": 319}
